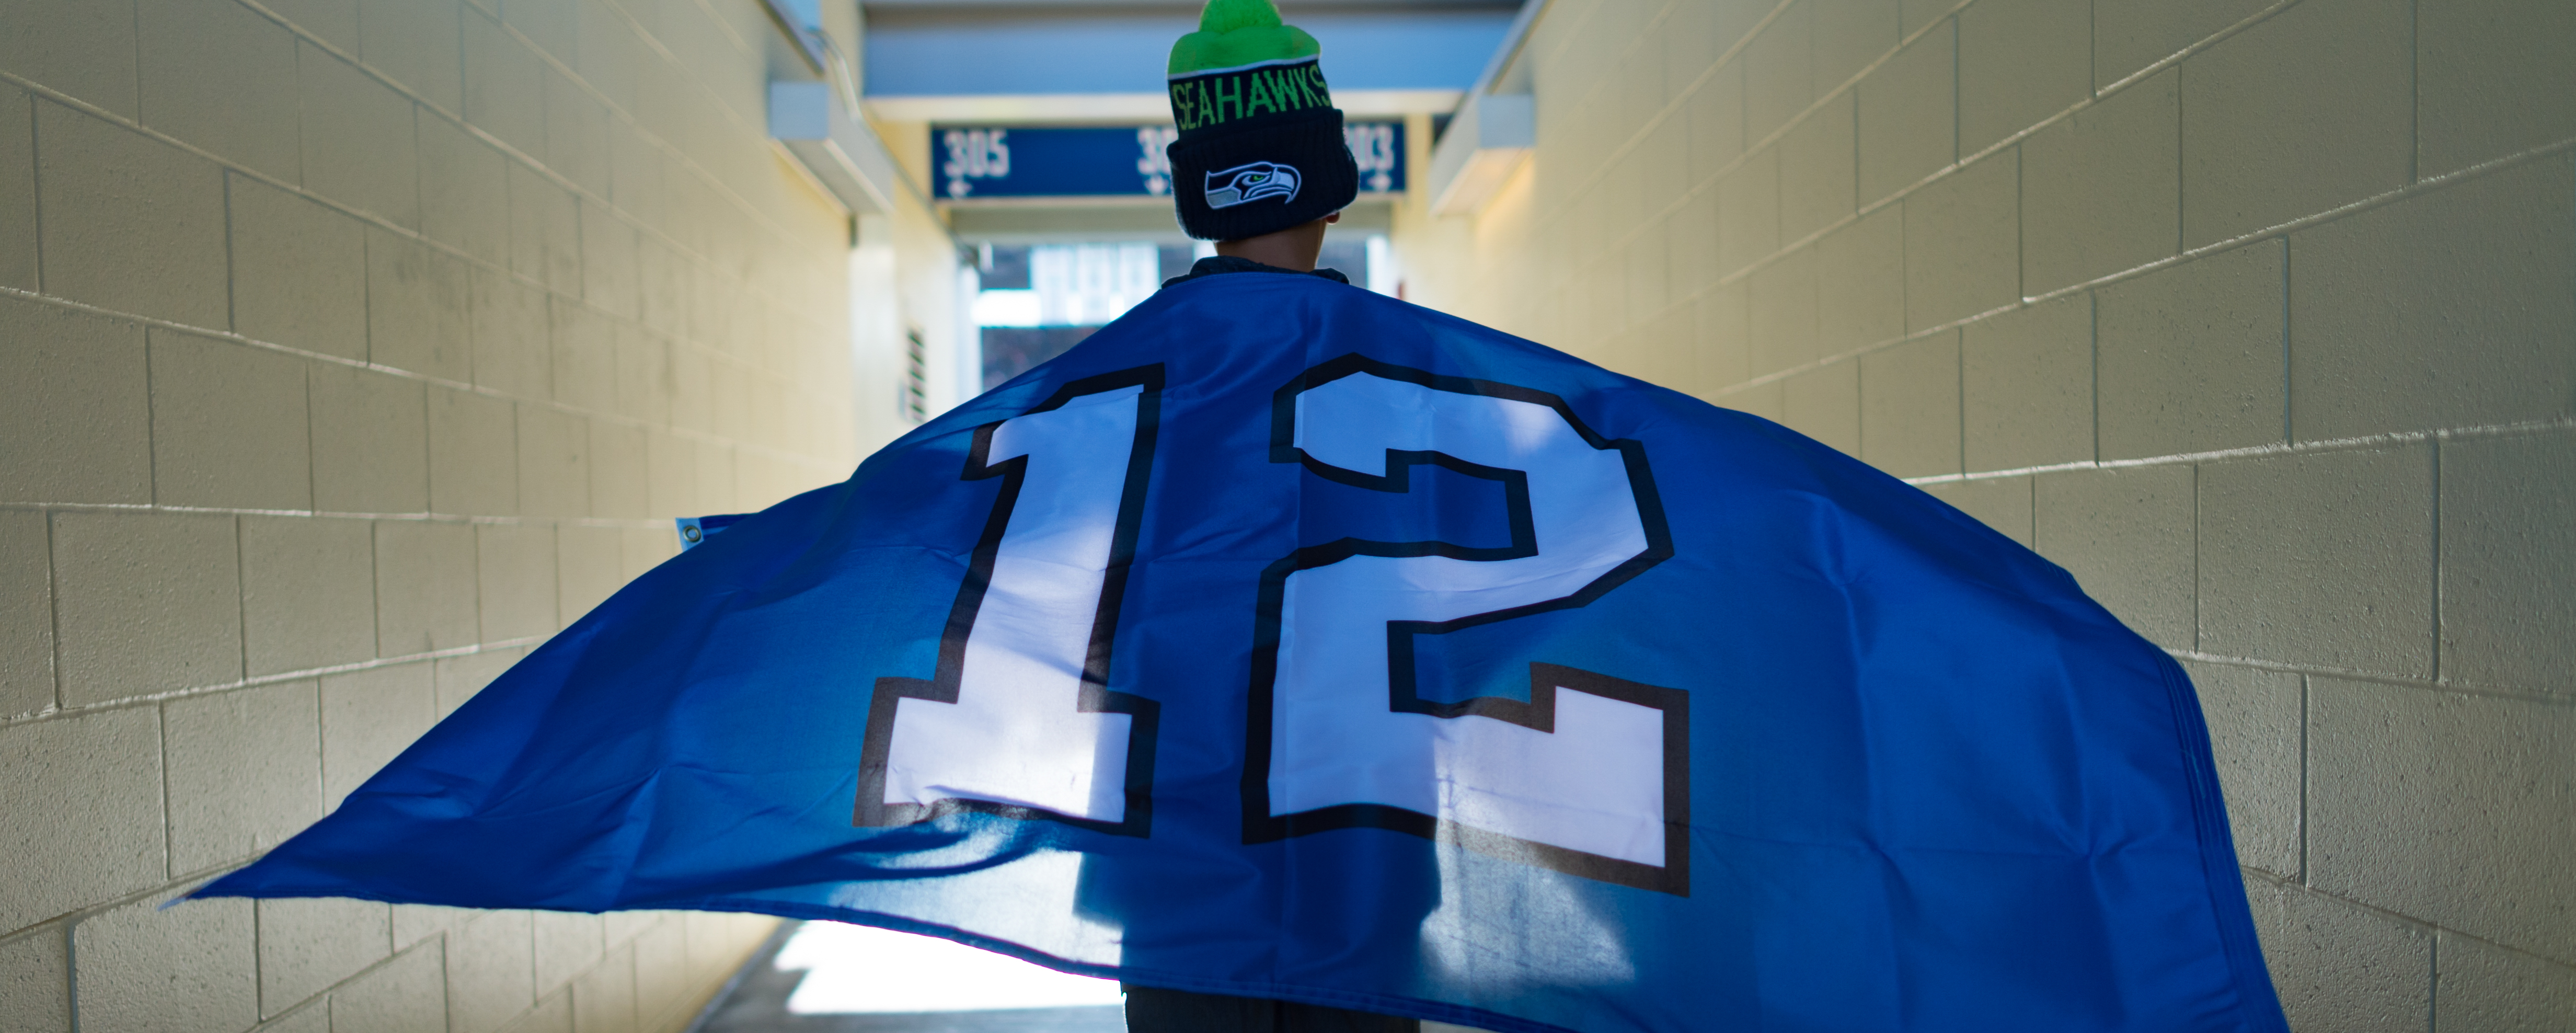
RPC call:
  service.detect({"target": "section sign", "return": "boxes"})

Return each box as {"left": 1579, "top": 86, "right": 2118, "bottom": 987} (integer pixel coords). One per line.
{"left": 936, "top": 122, "right": 1406, "bottom": 201}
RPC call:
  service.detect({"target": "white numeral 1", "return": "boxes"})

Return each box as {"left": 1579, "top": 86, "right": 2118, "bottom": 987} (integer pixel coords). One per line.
{"left": 859, "top": 371, "right": 1161, "bottom": 833}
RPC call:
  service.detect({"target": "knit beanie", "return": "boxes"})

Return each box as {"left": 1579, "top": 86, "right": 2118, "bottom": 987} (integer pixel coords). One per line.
{"left": 1165, "top": 0, "right": 1360, "bottom": 240}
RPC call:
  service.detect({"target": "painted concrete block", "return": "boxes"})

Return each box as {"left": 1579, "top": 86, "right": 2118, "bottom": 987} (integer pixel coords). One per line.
{"left": 1956, "top": 0, "right": 2090, "bottom": 156}
{"left": 619, "top": 528, "right": 678, "bottom": 585}
{"left": 508, "top": 0, "right": 583, "bottom": 63}
{"left": 1778, "top": 95, "right": 1856, "bottom": 248}
{"left": 583, "top": 202, "right": 641, "bottom": 321}
{"left": 366, "top": 226, "right": 473, "bottom": 382}
{"left": 2095, "top": 241, "right": 2284, "bottom": 460}
{"left": 0, "top": 708, "right": 163, "bottom": 933}
{"left": 300, "top": 47, "right": 421, "bottom": 230}
{"left": 0, "top": 84, "right": 33, "bottom": 292}
{"left": 391, "top": 904, "right": 465, "bottom": 951}
{"left": 256, "top": 897, "right": 391, "bottom": 1016}
{"left": 634, "top": 238, "right": 688, "bottom": 340}
{"left": 1858, "top": 330, "right": 1961, "bottom": 478}
{"left": 1623, "top": 225, "right": 1671, "bottom": 332}
{"left": 320, "top": 662, "right": 438, "bottom": 810}
{"left": 1920, "top": 475, "right": 2032, "bottom": 546}
{"left": 2199, "top": 446, "right": 2433, "bottom": 674}
{"left": 447, "top": 911, "right": 537, "bottom": 1033}
{"left": 629, "top": 919, "right": 688, "bottom": 1025}
{"left": 643, "top": 428, "right": 698, "bottom": 520}
{"left": 1747, "top": 246, "right": 1819, "bottom": 376}
{"left": 429, "top": 386, "right": 522, "bottom": 516}
{"left": 420, "top": 113, "right": 513, "bottom": 268}
{"left": 2031, "top": 464, "right": 2194, "bottom": 649}
{"left": 1902, "top": 152, "right": 2018, "bottom": 330}
{"left": 1692, "top": 280, "right": 1752, "bottom": 395}
{"left": 229, "top": 176, "right": 368, "bottom": 361}
{"left": 136, "top": 0, "right": 301, "bottom": 182}
{"left": 52, "top": 511, "right": 242, "bottom": 703}
{"left": 312, "top": 365, "right": 431, "bottom": 514}
{"left": 2288, "top": 158, "right": 2575, "bottom": 441}
{"left": 2439, "top": 429, "right": 2576, "bottom": 697}
{"left": 149, "top": 329, "right": 313, "bottom": 509}
{"left": 1779, "top": 360, "right": 1861, "bottom": 457}
{"left": 518, "top": 407, "right": 594, "bottom": 519}
{"left": 242, "top": 515, "right": 377, "bottom": 676}
{"left": 521, "top": 990, "right": 576, "bottom": 1033}
{"left": 33, "top": 102, "right": 228, "bottom": 328}
{"left": 2309, "top": 678, "right": 2576, "bottom": 963}
{"left": 476, "top": 523, "right": 559, "bottom": 640}
{"left": 589, "top": 422, "right": 649, "bottom": 519}
{"left": 570, "top": 943, "right": 636, "bottom": 1033}
{"left": 164, "top": 680, "right": 323, "bottom": 875}
{"left": 0, "top": 0, "right": 140, "bottom": 118}
{"left": 695, "top": 437, "right": 739, "bottom": 513}
{"left": 359, "top": 0, "right": 465, "bottom": 113}
{"left": 2433, "top": 932, "right": 2576, "bottom": 1032}
{"left": 1898, "top": 0, "right": 1950, "bottom": 38}
{"left": 578, "top": 0, "right": 646, "bottom": 115}
{"left": 374, "top": 520, "right": 479, "bottom": 656}
{"left": 1717, "top": 148, "right": 1782, "bottom": 280}
{"left": 2020, "top": 68, "right": 2179, "bottom": 294}
{"left": 556, "top": 301, "right": 620, "bottom": 415}
{"left": 2241, "top": 877, "right": 2432, "bottom": 1033}
{"left": 1855, "top": 22, "right": 1953, "bottom": 206}
{"left": 329, "top": 938, "right": 447, "bottom": 1033}
{"left": 512, "top": 163, "right": 584, "bottom": 293}
{"left": 556, "top": 525, "right": 625, "bottom": 627}
{"left": 1961, "top": 295, "right": 2092, "bottom": 472}
{"left": 463, "top": 8, "right": 546, "bottom": 158}
{"left": 2092, "top": 0, "right": 2271, "bottom": 90}
{"left": 433, "top": 645, "right": 525, "bottom": 718}
{"left": 0, "top": 510, "right": 51, "bottom": 718}
{"left": 533, "top": 911, "right": 604, "bottom": 996}
{"left": 0, "top": 925, "right": 70, "bottom": 1031}
{"left": 2182, "top": 660, "right": 2299, "bottom": 878}
{"left": 1665, "top": 189, "right": 1721, "bottom": 308}
{"left": 2179, "top": 0, "right": 2412, "bottom": 246}
{"left": 1812, "top": 0, "right": 1901, "bottom": 94}
{"left": 1740, "top": 3, "right": 1813, "bottom": 145}
{"left": 264, "top": 0, "right": 360, "bottom": 51}
{"left": 2415, "top": 0, "right": 2576, "bottom": 178}
{"left": 1684, "top": 62, "right": 1746, "bottom": 190}
{"left": 72, "top": 894, "right": 257, "bottom": 1033}
{"left": 546, "top": 70, "right": 613, "bottom": 200}
{"left": 0, "top": 295, "right": 150, "bottom": 505}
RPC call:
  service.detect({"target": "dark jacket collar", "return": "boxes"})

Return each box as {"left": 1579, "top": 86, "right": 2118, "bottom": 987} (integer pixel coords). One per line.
{"left": 1160, "top": 255, "right": 1351, "bottom": 289}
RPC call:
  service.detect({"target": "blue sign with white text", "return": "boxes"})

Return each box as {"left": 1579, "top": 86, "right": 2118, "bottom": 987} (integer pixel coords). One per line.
{"left": 937, "top": 122, "right": 1405, "bottom": 201}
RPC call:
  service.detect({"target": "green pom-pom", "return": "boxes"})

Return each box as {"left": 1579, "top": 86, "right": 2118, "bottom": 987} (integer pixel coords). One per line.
{"left": 1169, "top": 0, "right": 1321, "bottom": 74}
{"left": 1199, "top": 0, "right": 1281, "bottom": 33}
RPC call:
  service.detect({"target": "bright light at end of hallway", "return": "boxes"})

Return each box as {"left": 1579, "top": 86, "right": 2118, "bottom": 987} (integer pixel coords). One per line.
{"left": 974, "top": 289, "right": 1043, "bottom": 327}
{"left": 773, "top": 921, "right": 1125, "bottom": 1013}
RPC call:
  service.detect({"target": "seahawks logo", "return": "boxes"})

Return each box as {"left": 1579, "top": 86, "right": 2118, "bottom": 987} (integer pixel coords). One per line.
{"left": 1204, "top": 162, "right": 1301, "bottom": 209}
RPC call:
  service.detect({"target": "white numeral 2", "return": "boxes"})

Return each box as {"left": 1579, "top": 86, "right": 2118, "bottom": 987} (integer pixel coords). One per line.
{"left": 1248, "top": 358, "right": 1685, "bottom": 891}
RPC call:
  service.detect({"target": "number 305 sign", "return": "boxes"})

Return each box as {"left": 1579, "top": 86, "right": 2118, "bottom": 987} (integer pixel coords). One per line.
{"left": 938, "top": 122, "right": 1407, "bottom": 201}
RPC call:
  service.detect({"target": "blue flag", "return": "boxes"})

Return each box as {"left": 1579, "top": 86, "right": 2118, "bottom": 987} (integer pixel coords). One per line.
{"left": 202, "top": 273, "right": 2287, "bottom": 1032}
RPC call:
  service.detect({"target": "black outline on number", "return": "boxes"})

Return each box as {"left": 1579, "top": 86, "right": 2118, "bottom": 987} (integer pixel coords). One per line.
{"left": 856, "top": 365, "right": 1165, "bottom": 838}
{"left": 1243, "top": 353, "right": 1690, "bottom": 895}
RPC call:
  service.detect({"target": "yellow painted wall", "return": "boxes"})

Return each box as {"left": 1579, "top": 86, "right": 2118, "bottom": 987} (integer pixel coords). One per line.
{"left": 1392, "top": 0, "right": 2576, "bottom": 1026}
{"left": 0, "top": 0, "right": 895, "bottom": 1028}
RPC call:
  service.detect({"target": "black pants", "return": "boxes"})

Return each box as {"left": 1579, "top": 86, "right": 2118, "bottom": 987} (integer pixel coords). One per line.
{"left": 1122, "top": 985, "right": 1420, "bottom": 1032}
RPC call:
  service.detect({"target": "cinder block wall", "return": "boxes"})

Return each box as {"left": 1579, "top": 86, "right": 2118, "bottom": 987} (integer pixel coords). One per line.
{"left": 1394, "top": 0, "right": 2574, "bottom": 1027}
{"left": 0, "top": 0, "right": 864, "bottom": 1029}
